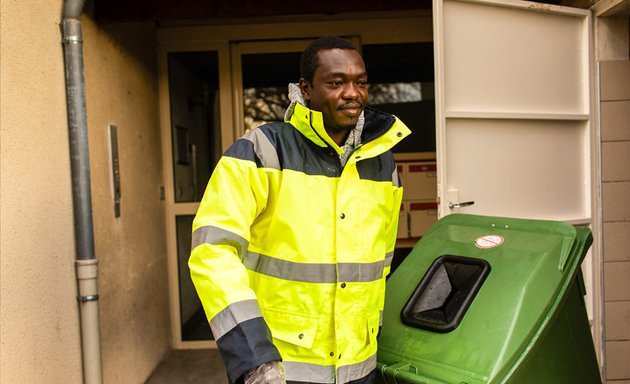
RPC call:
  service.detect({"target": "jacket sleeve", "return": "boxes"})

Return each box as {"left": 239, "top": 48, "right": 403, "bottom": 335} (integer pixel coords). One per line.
{"left": 189, "top": 146, "right": 281, "bottom": 384}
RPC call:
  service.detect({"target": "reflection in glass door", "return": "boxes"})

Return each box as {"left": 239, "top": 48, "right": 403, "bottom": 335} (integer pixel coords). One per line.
{"left": 231, "top": 40, "right": 311, "bottom": 137}
{"left": 168, "top": 51, "right": 222, "bottom": 203}
{"left": 240, "top": 51, "right": 300, "bottom": 131}
{"left": 362, "top": 42, "right": 435, "bottom": 154}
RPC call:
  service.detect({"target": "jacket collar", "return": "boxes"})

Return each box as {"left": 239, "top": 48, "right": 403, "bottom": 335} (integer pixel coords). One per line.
{"left": 286, "top": 102, "right": 411, "bottom": 157}
{"left": 287, "top": 102, "right": 344, "bottom": 154}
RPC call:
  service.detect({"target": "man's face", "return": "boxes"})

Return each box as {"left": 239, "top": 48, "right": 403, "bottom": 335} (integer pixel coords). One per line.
{"left": 300, "top": 49, "right": 368, "bottom": 135}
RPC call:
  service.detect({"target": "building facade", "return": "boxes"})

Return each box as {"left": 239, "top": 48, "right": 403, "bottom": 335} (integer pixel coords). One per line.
{"left": 1, "top": 0, "right": 628, "bottom": 383}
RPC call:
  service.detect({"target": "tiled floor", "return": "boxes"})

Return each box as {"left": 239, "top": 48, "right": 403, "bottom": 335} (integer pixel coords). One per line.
{"left": 145, "top": 349, "right": 229, "bottom": 384}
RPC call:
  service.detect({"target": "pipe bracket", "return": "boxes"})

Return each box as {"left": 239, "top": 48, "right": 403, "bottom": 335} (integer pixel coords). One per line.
{"left": 63, "top": 35, "right": 82, "bottom": 44}
{"left": 77, "top": 294, "right": 100, "bottom": 303}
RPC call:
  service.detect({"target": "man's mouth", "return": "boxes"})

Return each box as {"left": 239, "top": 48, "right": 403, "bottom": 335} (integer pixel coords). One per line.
{"left": 339, "top": 103, "right": 363, "bottom": 114}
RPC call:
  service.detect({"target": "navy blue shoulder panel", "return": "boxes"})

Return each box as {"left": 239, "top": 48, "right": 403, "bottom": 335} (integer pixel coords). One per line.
{"left": 256, "top": 123, "right": 282, "bottom": 146}
{"left": 224, "top": 137, "right": 262, "bottom": 166}
{"left": 356, "top": 150, "right": 397, "bottom": 183}
{"left": 216, "top": 317, "right": 282, "bottom": 384}
{"left": 222, "top": 124, "right": 283, "bottom": 168}
{"left": 224, "top": 122, "right": 341, "bottom": 177}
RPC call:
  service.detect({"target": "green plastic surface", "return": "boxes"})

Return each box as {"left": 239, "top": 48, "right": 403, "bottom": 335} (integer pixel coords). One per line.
{"left": 377, "top": 214, "right": 601, "bottom": 384}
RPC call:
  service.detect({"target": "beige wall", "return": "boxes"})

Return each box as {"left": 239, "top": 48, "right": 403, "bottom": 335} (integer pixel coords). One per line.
{"left": 1, "top": 2, "right": 171, "bottom": 383}
{"left": 81, "top": 14, "right": 171, "bottom": 384}
{"left": 0, "top": 0, "right": 83, "bottom": 382}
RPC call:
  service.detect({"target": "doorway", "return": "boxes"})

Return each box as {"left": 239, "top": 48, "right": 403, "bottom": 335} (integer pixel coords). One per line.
{"left": 158, "top": 17, "right": 436, "bottom": 347}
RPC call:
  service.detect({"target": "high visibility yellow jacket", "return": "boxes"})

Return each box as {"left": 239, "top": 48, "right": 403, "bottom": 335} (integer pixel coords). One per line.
{"left": 189, "top": 102, "right": 410, "bottom": 384}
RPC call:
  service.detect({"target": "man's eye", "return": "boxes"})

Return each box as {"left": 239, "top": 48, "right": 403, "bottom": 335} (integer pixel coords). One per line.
{"left": 328, "top": 81, "right": 343, "bottom": 87}
{"left": 357, "top": 80, "right": 368, "bottom": 87}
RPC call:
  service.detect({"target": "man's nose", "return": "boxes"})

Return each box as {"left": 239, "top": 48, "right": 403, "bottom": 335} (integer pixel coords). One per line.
{"left": 342, "top": 83, "right": 360, "bottom": 99}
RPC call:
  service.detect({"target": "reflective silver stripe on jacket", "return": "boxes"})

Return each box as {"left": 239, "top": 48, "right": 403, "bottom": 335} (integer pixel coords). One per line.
{"left": 243, "top": 128, "right": 280, "bottom": 169}
{"left": 337, "top": 354, "right": 377, "bottom": 383}
{"left": 283, "top": 354, "right": 376, "bottom": 384}
{"left": 392, "top": 167, "right": 401, "bottom": 187}
{"left": 283, "top": 361, "right": 335, "bottom": 383}
{"left": 192, "top": 225, "right": 249, "bottom": 259}
{"left": 384, "top": 251, "right": 393, "bottom": 269}
{"left": 243, "top": 252, "right": 393, "bottom": 283}
{"left": 209, "top": 299, "right": 263, "bottom": 340}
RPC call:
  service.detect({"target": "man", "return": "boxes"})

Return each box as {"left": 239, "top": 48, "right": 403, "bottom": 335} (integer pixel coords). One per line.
{"left": 189, "top": 36, "right": 410, "bottom": 384}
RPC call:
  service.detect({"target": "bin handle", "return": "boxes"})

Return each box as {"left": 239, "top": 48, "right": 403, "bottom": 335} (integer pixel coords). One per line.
{"left": 448, "top": 201, "right": 475, "bottom": 209}
{"left": 379, "top": 363, "right": 391, "bottom": 384}
{"left": 394, "top": 363, "right": 418, "bottom": 384}
{"left": 381, "top": 362, "right": 419, "bottom": 384}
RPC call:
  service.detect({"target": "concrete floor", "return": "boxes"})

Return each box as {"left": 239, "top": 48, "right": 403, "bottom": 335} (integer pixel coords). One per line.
{"left": 145, "top": 349, "right": 229, "bottom": 384}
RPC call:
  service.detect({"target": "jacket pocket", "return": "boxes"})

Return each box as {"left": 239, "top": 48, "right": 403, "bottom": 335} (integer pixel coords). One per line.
{"left": 262, "top": 307, "right": 319, "bottom": 349}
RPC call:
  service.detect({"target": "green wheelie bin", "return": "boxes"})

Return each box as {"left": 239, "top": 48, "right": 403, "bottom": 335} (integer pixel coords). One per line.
{"left": 377, "top": 214, "right": 601, "bottom": 384}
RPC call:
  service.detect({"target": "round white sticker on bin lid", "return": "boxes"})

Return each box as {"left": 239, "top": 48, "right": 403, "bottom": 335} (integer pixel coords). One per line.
{"left": 475, "top": 235, "right": 504, "bottom": 249}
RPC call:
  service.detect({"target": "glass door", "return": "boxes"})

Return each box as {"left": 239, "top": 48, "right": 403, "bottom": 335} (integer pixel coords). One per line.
{"left": 159, "top": 42, "right": 234, "bottom": 347}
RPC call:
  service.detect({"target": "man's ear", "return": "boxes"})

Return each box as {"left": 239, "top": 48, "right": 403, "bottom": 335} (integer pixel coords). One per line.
{"left": 299, "top": 78, "right": 311, "bottom": 101}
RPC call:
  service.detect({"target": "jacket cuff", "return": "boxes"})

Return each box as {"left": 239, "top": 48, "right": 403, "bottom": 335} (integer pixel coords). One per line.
{"left": 216, "top": 316, "right": 282, "bottom": 384}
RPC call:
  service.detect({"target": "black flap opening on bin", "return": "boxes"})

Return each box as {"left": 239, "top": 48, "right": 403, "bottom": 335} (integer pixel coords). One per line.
{"left": 401, "top": 255, "right": 490, "bottom": 333}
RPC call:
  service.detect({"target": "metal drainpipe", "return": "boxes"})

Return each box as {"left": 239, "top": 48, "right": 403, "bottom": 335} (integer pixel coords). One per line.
{"left": 61, "top": 1, "right": 103, "bottom": 383}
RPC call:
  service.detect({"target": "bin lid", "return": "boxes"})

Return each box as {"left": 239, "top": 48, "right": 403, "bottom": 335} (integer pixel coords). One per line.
{"left": 378, "top": 214, "right": 592, "bottom": 384}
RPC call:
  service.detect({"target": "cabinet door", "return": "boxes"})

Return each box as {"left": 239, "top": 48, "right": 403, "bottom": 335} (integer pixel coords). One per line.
{"left": 434, "top": 0, "right": 594, "bottom": 222}
{"left": 433, "top": 0, "right": 600, "bottom": 360}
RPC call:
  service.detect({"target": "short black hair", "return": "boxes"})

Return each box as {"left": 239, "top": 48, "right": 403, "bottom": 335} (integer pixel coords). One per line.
{"left": 300, "top": 36, "right": 358, "bottom": 83}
